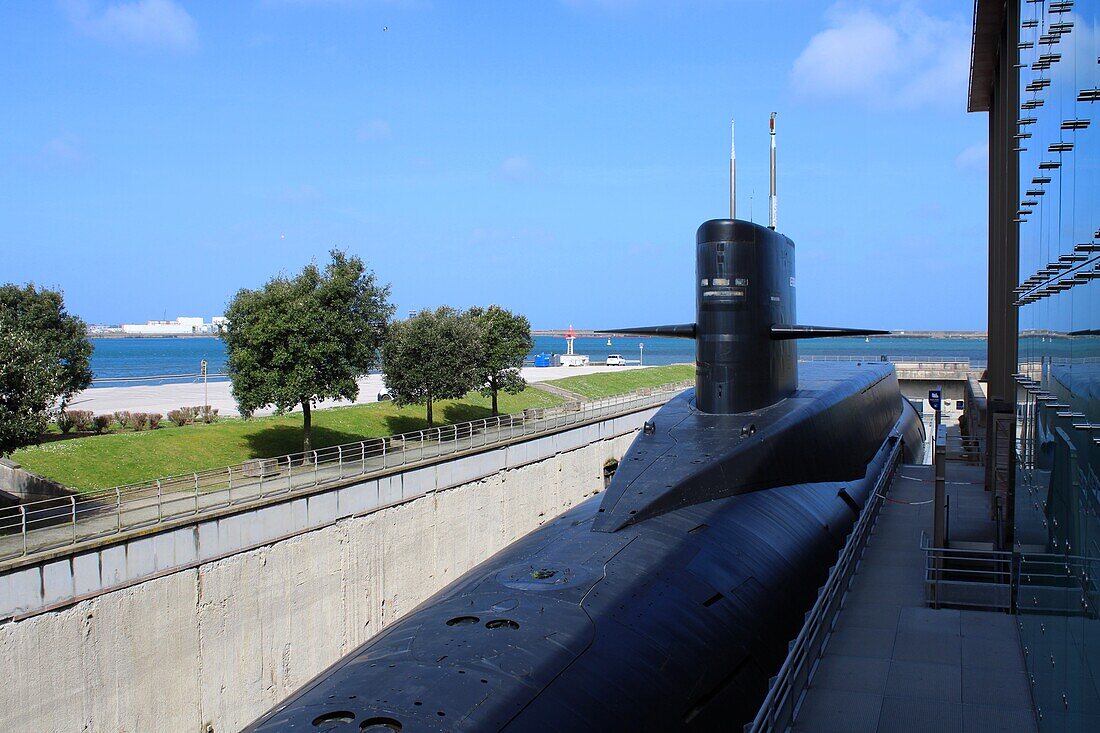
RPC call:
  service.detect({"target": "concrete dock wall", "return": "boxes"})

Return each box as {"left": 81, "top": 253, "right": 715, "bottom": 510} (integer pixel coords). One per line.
{"left": 0, "top": 458, "right": 77, "bottom": 503}
{"left": 0, "top": 424, "right": 644, "bottom": 733}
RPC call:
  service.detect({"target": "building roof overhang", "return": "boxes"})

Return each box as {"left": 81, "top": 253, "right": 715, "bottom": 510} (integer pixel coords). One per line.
{"left": 968, "top": 0, "right": 1005, "bottom": 113}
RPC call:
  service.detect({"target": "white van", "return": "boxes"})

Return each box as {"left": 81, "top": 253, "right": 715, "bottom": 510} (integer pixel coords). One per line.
{"left": 606, "top": 354, "right": 626, "bottom": 366}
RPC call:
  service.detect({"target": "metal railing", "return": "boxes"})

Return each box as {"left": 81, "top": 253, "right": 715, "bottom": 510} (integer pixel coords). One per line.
{"left": 1017, "top": 551, "right": 1098, "bottom": 617}
{"left": 0, "top": 381, "right": 693, "bottom": 565}
{"left": 943, "top": 436, "right": 983, "bottom": 453}
{"left": 746, "top": 437, "right": 903, "bottom": 733}
{"left": 90, "top": 372, "right": 230, "bottom": 386}
{"left": 921, "top": 532, "right": 1013, "bottom": 610}
{"left": 798, "top": 355, "right": 985, "bottom": 368}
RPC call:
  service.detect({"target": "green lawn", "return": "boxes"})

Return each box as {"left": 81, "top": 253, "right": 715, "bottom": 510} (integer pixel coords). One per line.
{"left": 12, "top": 389, "right": 560, "bottom": 492}
{"left": 12, "top": 366, "right": 696, "bottom": 492}
{"left": 545, "top": 363, "right": 694, "bottom": 399}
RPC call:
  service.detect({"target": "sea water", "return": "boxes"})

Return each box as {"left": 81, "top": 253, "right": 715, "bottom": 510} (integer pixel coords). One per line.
{"left": 88, "top": 335, "right": 987, "bottom": 387}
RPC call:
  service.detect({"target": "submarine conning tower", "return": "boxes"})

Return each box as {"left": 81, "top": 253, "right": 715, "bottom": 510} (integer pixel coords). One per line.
{"left": 603, "top": 114, "right": 887, "bottom": 414}
{"left": 696, "top": 218, "right": 796, "bottom": 413}
{"left": 608, "top": 216, "right": 884, "bottom": 415}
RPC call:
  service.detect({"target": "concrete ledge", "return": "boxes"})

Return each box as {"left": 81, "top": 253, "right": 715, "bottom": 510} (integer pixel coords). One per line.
{"left": 0, "top": 458, "right": 78, "bottom": 503}
{"left": 0, "top": 406, "right": 658, "bottom": 621}
{"left": 0, "top": 418, "right": 644, "bottom": 733}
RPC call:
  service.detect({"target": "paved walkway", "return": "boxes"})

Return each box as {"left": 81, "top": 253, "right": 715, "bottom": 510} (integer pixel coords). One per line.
{"left": 67, "top": 365, "right": 660, "bottom": 417}
{"left": 793, "top": 463, "right": 1039, "bottom": 733}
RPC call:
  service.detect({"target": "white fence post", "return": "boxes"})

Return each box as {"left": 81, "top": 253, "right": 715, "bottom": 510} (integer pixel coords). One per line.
{"left": 338, "top": 445, "right": 343, "bottom": 480}
{"left": 194, "top": 473, "right": 200, "bottom": 514}
{"left": 361, "top": 441, "right": 368, "bottom": 474}
{"left": 227, "top": 466, "right": 232, "bottom": 504}
{"left": 157, "top": 479, "right": 163, "bottom": 521}
{"left": 116, "top": 487, "right": 122, "bottom": 532}
{"left": 313, "top": 451, "right": 319, "bottom": 485}
{"left": 20, "top": 505, "right": 27, "bottom": 555}
{"left": 70, "top": 496, "right": 77, "bottom": 544}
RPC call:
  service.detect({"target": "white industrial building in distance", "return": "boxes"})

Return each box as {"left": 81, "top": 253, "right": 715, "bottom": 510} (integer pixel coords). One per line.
{"left": 116, "top": 316, "right": 227, "bottom": 336}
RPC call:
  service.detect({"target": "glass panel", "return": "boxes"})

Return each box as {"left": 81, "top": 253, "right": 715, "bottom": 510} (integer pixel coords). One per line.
{"left": 1016, "top": 1, "right": 1100, "bottom": 728}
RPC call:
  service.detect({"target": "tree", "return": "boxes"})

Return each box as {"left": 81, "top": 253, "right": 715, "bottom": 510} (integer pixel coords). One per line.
{"left": 380, "top": 307, "right": 481, "bottom": 426}
{"left": 467, "top": 305, "right": 532, "bottom": 416}
{"left": 222, "top": 250, "right": 393, "bottom": 454}
{"left": 0, "top": 283, "right": 93, "bottom": 410}
{"left": 0, "top": 324, "right": 62, "bottom": 456}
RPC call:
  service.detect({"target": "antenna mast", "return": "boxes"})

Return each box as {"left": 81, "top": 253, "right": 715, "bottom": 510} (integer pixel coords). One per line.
{"left": 729, "top": 118, "right": 736, "bottom": 219}
{"left": 768, "top": 112, "right": 777, "bottom": 230}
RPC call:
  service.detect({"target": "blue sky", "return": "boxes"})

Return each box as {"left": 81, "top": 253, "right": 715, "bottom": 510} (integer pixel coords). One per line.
{"left": 1, "top": 0, "right": 988, "bottom": 330}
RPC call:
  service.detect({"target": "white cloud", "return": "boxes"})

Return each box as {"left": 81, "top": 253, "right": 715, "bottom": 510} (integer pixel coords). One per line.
{"left": 955, "top": 141, "right": 988, "bottom": 173}
{"left": 63, "top": 0, "right": 198, "bottom": 50}
{"left": 791, "top": 3, "right": 970, "bottom": 108}
{"left": 356, "top": 119, "right": 391, "bottom": 141}
{"left": 498, "top": 155, "right": 531, "bottom": 181}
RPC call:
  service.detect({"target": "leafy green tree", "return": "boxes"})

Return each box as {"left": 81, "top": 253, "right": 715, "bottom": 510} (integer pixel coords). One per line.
{"left": 0, "top": 283, "right": 93, "bottom": 410}
{"left": 222, "top": 250, "right": 393, "bottom": 453}
{"left": 467, "top": 305, "right": 532, "bottom": 416}
{"left": 380, "top": 307, "right": 481, "bottom": 426}
{"left": 0, "top": 324, "right": 62, "bottom": 456}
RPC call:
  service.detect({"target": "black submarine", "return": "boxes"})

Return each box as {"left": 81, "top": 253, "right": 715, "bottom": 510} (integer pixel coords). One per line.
{"left": 244, "top": 115, "right": 925, "bottom": 732}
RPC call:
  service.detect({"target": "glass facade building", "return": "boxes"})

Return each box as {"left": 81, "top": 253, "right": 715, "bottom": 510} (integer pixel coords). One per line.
{"left": 974, "top": 0, "right": 1100, "bottom": 728}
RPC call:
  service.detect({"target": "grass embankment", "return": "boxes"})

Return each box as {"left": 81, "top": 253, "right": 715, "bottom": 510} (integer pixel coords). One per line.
{"left": 12, "top": 389, "right": 560, "bottom": 492}
{"left": 545, "top": 363, "right": 694, "bottom": 399}
{"left": 12, "top": 366, "right": 695, "bottom": 492}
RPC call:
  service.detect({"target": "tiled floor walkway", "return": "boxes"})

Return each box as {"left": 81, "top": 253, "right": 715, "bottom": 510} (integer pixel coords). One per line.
{"left": 792, "top": 463, "right": 1039, "bottom": 733}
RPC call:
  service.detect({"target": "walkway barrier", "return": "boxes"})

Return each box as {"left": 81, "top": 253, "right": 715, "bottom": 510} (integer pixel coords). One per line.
{"left": 90, "top": 372, "right": 230, "bottom": 385}
{"left": 923, "top": 539, "right": 1096, "bottom": 617}
{"left": 1016, "top": 551, "right": 1097, "bottom": 617}
{"left": 798, "top": 355, "right": 986, "bottom": 368}
{"left": 746, "top": 437, "right": 904, "bottom": 733}
{"left": 943, "top": 435, "right": 984, "bottom": 462}
{"left": 0, "top": 381, "right": 693, "bottom": 564}
{"left": 921, "top": 532, "right": 1013, "bottom": 611}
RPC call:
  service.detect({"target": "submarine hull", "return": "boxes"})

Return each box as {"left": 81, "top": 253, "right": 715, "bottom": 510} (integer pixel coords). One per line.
{"left": 245, "top": 363, "right": 924, "bottom": 732}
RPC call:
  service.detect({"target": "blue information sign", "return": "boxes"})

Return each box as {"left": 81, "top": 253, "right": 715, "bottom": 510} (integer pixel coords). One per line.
{"left": 928, "top": 389, "right": 942, "bottom": 411}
